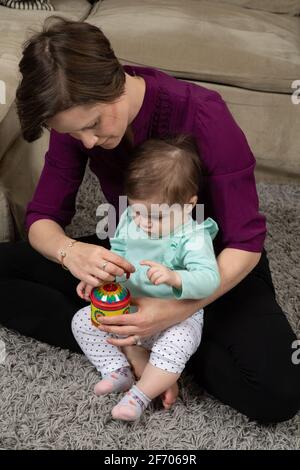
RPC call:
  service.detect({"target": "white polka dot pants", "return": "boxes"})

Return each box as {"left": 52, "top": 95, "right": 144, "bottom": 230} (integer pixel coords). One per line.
{"left": 71, "top": 306, "right": 204, "bottom": 376}
{"left": 143, "top": 309, "right": 204, "bottom": 374}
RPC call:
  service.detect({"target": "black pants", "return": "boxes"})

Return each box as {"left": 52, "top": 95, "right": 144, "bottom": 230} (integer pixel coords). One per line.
{"left": 0, "top": 236, "right": 299, "bottom": 423}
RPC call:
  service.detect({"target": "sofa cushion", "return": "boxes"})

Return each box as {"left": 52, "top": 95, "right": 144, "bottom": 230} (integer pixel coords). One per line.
{"left": 189, "top": 81, "right": 300, "bottom": 177}
{"left": 0, "top": 0, "right": 92, "bottom": 162}
{"left": 88, "top": 0, "right": 300, "bottom": 94}
{"left": 0, "top": 1, "right": 54, "bottom": 11}
{"left": 210, "top": 1, "right": 300, "bottom": 16}
{"left": 0, "top": 185, "right": 14, "bottom": 242}
{"left": 0, "top": 130, "right": 49, "bottom": 239}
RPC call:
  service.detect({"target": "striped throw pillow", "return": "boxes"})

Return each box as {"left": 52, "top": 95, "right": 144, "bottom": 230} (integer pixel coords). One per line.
{"left": 0, "top": 0, "right": 54, "bottom": 10}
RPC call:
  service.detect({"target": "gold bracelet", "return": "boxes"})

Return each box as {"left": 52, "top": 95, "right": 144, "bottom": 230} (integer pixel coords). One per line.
{"left": 58, "top": 240, "right": 78, "bottom": 270}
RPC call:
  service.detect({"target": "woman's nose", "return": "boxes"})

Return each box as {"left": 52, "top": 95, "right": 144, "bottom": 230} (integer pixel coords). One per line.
{"left": 82, "top": 135, "right": 98, "bottom": 149}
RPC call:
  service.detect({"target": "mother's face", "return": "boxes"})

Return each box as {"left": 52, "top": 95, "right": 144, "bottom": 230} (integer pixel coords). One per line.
{"left": 46, "top": 94, "right": 130, "bottom": 150}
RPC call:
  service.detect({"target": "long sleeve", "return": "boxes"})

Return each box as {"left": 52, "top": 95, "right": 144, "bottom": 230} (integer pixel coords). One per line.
{"left": 25, "top": 129, "right": 88, "bottom": 232}
{"left": 204, "top": 166, "right": 266, "bottom": 253}
{"left": 109, "top": 208, "right": 129, "bottom": 258}
{"left": 172, "top": 218, "right": 221, "bottom": 300}
{"left": 193, "top": 94, "right": 267, "bottom": 254}
{"left": 109, "top": 207, "right": 130, "bottom": 282}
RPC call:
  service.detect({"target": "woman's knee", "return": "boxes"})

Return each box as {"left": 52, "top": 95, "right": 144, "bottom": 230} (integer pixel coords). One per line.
{"left": 231, "top": 350, "right": 300, "bottom": 423}
{"left": 242, "top": 343, "right": 300, "bottom": 423}
{"left": 188, "top": 337, "right": 300, "bottom": 424}
{"left": 246, "top": 320, "right": 300, "bottom": 423}
{"left": 250, "top": 378, "right": 300, "bottom": 424}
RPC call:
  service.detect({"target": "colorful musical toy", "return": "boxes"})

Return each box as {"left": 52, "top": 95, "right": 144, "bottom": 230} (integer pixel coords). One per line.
{"left": 90, "top": 281, "right": 131, "bottom": 327}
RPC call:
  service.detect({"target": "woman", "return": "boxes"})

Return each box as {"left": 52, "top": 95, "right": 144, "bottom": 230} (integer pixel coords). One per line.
{"left": 0, "top": 16, "right": 299, "bottom": 423}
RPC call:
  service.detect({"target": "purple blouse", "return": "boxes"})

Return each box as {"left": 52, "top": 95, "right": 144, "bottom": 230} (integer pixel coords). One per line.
{"left": 25, "top": 65, "right": 266, "bottom": 255}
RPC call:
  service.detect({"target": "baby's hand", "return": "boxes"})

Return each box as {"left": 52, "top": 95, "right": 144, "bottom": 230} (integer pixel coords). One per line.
{"left": 76, "top": 280, "right": 97, "bottom": 301}
{"left": 140, "top": 260, "right": 181, "bottom": 289}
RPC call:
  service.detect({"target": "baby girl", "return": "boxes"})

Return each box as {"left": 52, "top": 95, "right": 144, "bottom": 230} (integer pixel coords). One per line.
{"left": 72, "top": 135, "right": 220, "bottom": 421}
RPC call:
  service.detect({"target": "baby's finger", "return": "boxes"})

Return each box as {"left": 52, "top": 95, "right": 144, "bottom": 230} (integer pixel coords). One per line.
{"left": 145, "top": 270, "right": 161, "bottom": 283}
{"left": 84, "top": 284, "right": 94, "bottom": 301}
{"left": 146, "top": 266, "right": 160, "bottom": 277}
{"left": 150, "top": 271, "right": 164, "bottom": 284}
{"left": 140, "top": 260, "right": 161, "bottom": 268}
{"left": 76, "top": 281, "right": 86, "bottom": 299}
{"left": 153, "top": 274, "right": 167, "bottom": 285}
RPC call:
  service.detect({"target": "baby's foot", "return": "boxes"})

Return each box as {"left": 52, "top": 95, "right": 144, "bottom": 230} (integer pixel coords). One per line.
{"left": 161, "top": 382, "right": 179, "bottom": 410}
{"left": 111, "top": 384, "right": 151, "bottom": 421}
{"left": 94, "top": 366, "right": 134, "bottom": 396}
{"left": 122, "top": 346, "right": 179, "bottom": 410}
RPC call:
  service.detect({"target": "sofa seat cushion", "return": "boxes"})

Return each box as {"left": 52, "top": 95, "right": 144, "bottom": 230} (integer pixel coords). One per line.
{"left": 0, "top": 185, "right": 14, "bottom": 242}
{"left": 0, "top": 0, "right": 92, "bottom": 161}
{"left": 209, "top": 0, "right": 300, "bottom": 16}
{"left": 189, "top": 81, "right": 300, "bottom": 177}
{"left": 88, "top": 0, "right": 300, "bottom": 94}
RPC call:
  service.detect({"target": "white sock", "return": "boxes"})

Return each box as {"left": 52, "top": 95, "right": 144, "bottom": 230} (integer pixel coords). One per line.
{"left": 111, "top": 384, "right": 151, "bottom": 421}
{"left": 94, "top": 366, "right": 134, "bottom": 396}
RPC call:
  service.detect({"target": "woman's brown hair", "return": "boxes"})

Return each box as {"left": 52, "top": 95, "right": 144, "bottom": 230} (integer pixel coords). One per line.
{"left": 124, "top": 135, "right": 204, "bottom": 206}
{"left": 16, "top": 16, "right": 125, "bottom": 142}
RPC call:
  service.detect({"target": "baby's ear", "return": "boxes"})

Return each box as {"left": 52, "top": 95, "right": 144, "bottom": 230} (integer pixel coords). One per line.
{"left": 190, "top": 195, "right": 198, "bottom": 207}
{"left": 184, "top": 196, "right": 198, "bottom": 215}
{"left": 184, "top": 203, "right": 193, "bottom": 215}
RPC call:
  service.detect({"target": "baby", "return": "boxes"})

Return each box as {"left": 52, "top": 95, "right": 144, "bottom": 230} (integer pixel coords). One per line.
{"left": 72, "top": 135, "right": 220, "bottom": 421}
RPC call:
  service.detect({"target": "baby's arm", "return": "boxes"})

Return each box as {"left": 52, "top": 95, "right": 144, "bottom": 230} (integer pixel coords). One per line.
{"left": 170, "top": 230, "right": 221, "bottom": 300}
{"left": 109, "top": 207, "right": 131, "bottom": 282}
{"left": 141, "top": 225, "right": 220, "bottom": 299}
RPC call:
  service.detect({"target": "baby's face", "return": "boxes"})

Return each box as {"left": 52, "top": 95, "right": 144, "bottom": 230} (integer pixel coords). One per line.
{"left": 128, "top": 199, "right": 191, "bottom": 238}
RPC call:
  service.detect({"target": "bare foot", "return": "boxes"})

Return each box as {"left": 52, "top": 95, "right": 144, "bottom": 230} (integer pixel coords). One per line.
{"left": 160, "top": 382, "right": 179, "bottom": 410}
{"left": 122, "top": 345, "right": 179, "bottom": 409}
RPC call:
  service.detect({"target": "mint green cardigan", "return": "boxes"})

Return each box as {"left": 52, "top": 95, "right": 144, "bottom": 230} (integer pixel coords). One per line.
{"left": 110, "top": 207, "right": 220, "bottom": 300}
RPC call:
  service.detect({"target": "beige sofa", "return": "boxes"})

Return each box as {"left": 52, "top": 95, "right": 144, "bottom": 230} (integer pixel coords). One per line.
{"left": 0, "top": 0, "right": 299, "bottom": 241}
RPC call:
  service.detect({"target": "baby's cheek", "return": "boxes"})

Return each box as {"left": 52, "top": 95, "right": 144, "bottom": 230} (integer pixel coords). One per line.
{"left": 160, "top": 219, "right": 172, "bottom": 236}
{"left": 152, "top": 221, "right": 161, "bottom": 234}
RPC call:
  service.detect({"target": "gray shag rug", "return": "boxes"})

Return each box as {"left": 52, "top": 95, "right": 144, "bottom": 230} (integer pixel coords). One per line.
{"left": 0, "top": 167, "right": 299, "bottom": 450}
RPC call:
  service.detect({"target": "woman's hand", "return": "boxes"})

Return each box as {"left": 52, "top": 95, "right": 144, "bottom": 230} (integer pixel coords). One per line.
{"left": 96, "top": 296, "right": 177, "bottom": 346}
{"left": 63, "top": 242, "right": 135, "bottom": 287}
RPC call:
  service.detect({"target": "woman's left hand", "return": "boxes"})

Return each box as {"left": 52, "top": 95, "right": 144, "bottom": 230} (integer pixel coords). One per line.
{"left": 96, "top": 297, "right": 174, "bottom": 346}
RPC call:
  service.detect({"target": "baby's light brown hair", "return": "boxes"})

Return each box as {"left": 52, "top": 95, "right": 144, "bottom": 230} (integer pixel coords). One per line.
{"left": 124, "top": 135, "right": 203, "bottom": 206}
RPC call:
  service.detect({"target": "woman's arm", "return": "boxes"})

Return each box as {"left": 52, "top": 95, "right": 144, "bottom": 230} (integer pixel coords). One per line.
{"left": 95, "top": 247, "right": 261, "bottom": 345}
{"left": 25, "top": 130, "right": 135, "bottom": 284}
{"left": 163, "top": 247, "right": 261, "bottom": 321}
{"left": 28, "top": 219, "right": 75, "bottom": 263}
{"left": 28, "top": 218, "right": 135, "bottom": 286}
